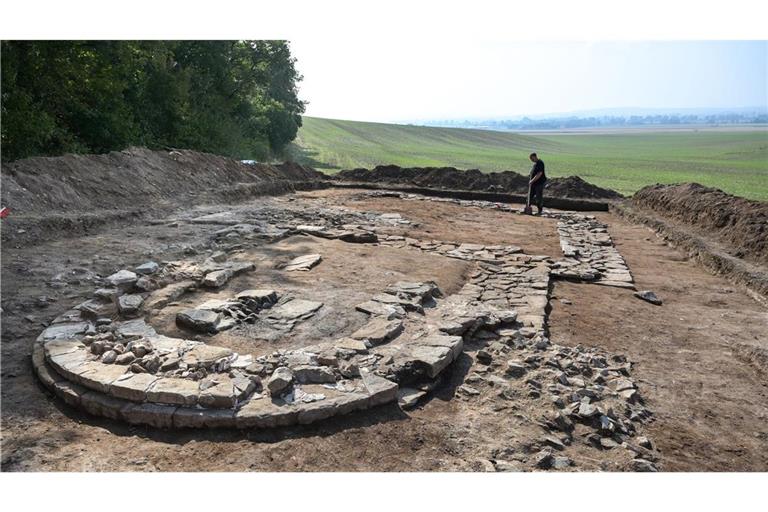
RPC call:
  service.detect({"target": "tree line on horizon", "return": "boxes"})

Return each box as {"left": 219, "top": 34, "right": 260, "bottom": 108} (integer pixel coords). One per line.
{"left": 1, "top": 40, "right": 305, "bottom": 162}
{"left": 426, "top": 112, "right": 768, "bottom": 131}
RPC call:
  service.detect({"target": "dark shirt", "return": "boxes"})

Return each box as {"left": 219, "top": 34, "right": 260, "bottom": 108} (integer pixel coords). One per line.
{"left": 530, "top": 159, "right": 546, "bottom": 183}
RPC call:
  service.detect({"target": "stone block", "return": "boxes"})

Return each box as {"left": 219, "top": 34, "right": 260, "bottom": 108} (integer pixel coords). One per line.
{"left": 110, "top": 373, "right": 159, "bottom": 402}
{"left": 146, "top": 378, "right": 199, "bottom": 406}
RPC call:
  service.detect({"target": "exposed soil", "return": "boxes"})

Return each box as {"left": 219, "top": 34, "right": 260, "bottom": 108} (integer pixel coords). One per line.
{"left": 2, "top": 188, "right": 766, "bottom": 472}
{"left": 334, "top": 165, "right": 624, "bottom": 200}
{"left": 632, "top": 183, "right": 768, "bottom": 266}
{"left": 0, "top": 147, "right": 325, "bottom": 246}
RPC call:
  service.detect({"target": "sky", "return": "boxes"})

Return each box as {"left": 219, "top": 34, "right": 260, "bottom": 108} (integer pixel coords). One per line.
{"left": 289, "top": 40, "right": 768, "bottom": 122}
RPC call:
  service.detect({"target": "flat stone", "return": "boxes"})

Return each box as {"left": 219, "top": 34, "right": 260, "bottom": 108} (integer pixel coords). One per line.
{"left": 267, "top": 299, "right": 323, "bottom": 322}
{"left": 292, "top": 365, "right": 336, "bottom": 384}
{"left": 146, "top": 378, "right": 199, "bottom": 406}
{"left": 634, "top": 290, "right": 662, "bottom": 305}
{"left": 121, "top": 402, "right": 177, "bottom": 428}
{"left": 202, "top": 269, "right": 233, "bottom": 288}
{"left": 39, "top": 322, "right": 90, "bottom": 341}
{"left": 355, "top": 300, "right": 405, "bottom": 319}
{"left": 360, "top": 370, "right": 398, "bottom": 406}
{"left": 409, "top": 345, "right": 454, "bottom": 378}
{"left": 335, "top": 337, "right": 369, "bottom": 353}
{"left": 181, "top": 345, "right": 233, "bottom": 367}
{"left": 115, "top": 318, "right": 157, "bottom": 338}
{"left": 176, "top": 308, "right": 221, "bottom": 333}
{"left": 110, "top": 373, "right": 159, "bottom": 401}
{"left": 234, "top": 396, "right": 299, "bottom": 428}
{"left": 350, "top": 317, "right": 403, "bottom": 344}
{"left": 397, "top": 387, "right": 426, "bottom": 409}
{"left": 385, "top": 281, "right": 440, "bottom": 299}
{"left": 337, "top": 231, "right": 377, "bottom": 243}
{"left": 172, "top": 407, "right": 235, "bottom": 428}
{"left": 79, "top": 391, "right": 125, "bottom": 420}
{"left": 76, "top": 361, "right": 130, "bottom": 393}
{"left": 198, "top": 381, "right": 237, "bottom": 408}
{"left": 457, "top": 384, "right": 480, "bottom": 396}
{"left": 44, "top": 338, "right": 84, "bottom": 357}
{"left": 284, "top": 253, "right": 322, "bottom": 271}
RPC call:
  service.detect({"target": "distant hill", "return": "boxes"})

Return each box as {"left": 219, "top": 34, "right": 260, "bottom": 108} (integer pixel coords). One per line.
{"left": 289, "top": 116, "right": 768, "bottom": 200}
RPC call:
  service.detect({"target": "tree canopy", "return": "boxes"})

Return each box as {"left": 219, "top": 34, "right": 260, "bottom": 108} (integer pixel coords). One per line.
{"left": 1, "top": 40, "right": 305, "bottom": 162}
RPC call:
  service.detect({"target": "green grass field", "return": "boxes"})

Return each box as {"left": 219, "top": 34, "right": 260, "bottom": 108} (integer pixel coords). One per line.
{"left": 290, "top": 117, "right": 768, "bottom": 200}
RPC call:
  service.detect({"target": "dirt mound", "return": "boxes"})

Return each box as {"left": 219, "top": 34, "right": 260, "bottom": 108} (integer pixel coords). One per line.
{"left": 334, "top": 165, "right": 622, "bottom": 199}
{"left": 545, "top": 176, "right": 622, "bottom": 199}
{"left": 632, "top": 183, "right": 768, "bottom": 266}
{"left": 1, "top": 147, "right": 324, "bottom": 218}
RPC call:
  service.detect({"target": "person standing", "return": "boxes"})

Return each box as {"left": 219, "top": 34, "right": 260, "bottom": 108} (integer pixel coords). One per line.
{"left": 528, "top": 152, "right": 547, "bottom": 215}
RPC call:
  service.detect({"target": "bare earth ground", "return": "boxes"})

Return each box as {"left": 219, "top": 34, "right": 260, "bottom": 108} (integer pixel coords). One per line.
{"left": 1, "top": 188, "right": 766, "bottom": 471}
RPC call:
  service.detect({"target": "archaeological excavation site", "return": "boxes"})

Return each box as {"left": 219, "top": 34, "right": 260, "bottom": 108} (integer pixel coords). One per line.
{"left": 1, "top": 148, "right": 767, "bottom": 472}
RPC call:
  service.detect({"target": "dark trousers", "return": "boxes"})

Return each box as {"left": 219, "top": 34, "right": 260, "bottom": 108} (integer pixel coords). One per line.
{"left": 530, "top": 181, "right": 545, "bottom": 212}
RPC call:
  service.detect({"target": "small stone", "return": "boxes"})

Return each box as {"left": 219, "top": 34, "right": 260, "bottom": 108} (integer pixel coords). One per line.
{"left": 101, "top": 350, "right": 118, "bottom": 364}
{"left": 211, "top": 251, "right": 227, "bottom": 263}
{"left": 533, "top": 449, "right": 554, "bottom": 469}
{"left": 634, "top": 290, "right": 662, "bottom": 306}
{"left": 267, "top": 367, "right": 293, "bottom": 395}
{"left": 578, "top": 400, "right": 599, "bottom": 418}
{"left": 506, "top": 361, "right": 526, "bottom": 378}
{"left": 116, "top": 352, "right": 136, "bottom": 365}
{"left": 117, "top": 294, "right": 145, "bottom": 316}
{"left": 292, "top": 365, "right": 336, "bottom": 384}
{"left": 457, "top": 384, "right": 480, "bottom": 396}
{"left": 106, "top": 269, "right": 138, "bottom": 289}
{"left": 542, "top": 436, "right": 565, "bottom": 451}
{"left": 134, "top": 276, "right": 156, "bottom": 292}
{"left": 637, "top": 436, "right": 653, "bottom": 449}
{"left": 494, "top": 460, "right": 524, "bottom": 472}
{"left": 476, "top": 350, "right": 493, "bottom": 365}
{"left": 632, "top": 458, "right": 658, "bottom": 472}
{"left": 176, "top": 308, "right": 220, "bottom": 333}
{"left": 338, "top": 360, "right": 360, "bottom": 378}
{"left": 135, "top": 261, "right": 159, "bottom": 275}
{"left": 600, "top": 437, "right": 619, "bottom": 449}
{"left": 350, "top": 317, "right": 403, "bottom": 344}
{"left": 552, "top": 456, "right": 572, "bottom": 469}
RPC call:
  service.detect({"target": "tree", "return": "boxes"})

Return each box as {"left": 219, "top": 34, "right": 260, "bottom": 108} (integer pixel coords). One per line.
{"left": 1, "top": 40, "right": 305, "bottom": 162}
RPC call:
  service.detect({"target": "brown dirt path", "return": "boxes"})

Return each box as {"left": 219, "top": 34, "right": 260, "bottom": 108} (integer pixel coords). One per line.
{"left": 548, "top": 212, "right": 768, "bottom": 471}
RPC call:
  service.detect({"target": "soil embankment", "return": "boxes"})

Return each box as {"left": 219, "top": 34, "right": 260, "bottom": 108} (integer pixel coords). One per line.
{"left": 335, "top": 165, "right": 623, "bottom": 200}
{"left": 1, "top": 147, "right": 326, "bottom": 244}
{"left": 632, "top": 183, "right": 768, "bottom": 267}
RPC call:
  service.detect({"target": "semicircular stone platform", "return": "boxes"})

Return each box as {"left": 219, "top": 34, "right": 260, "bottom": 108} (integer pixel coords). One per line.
{"left": 33, "top": 191, "right": 650, "bottom": 453}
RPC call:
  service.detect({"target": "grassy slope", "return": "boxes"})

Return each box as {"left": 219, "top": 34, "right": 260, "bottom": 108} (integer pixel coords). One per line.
{"left": 290, "top": 117, "right": 768, "bottom": 200}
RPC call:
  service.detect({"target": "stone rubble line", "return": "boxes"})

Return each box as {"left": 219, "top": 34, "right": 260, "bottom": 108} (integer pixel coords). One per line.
{"left": 31, "top": 198, "right": 656, "bottom": 470}
{"left": 364, "top": 191, "right": 635, "bottom": 289}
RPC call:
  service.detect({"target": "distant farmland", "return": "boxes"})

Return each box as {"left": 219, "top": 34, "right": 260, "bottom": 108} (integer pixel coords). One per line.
{"left": 290, "top": 117, "right": 768, "bottom": 200}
